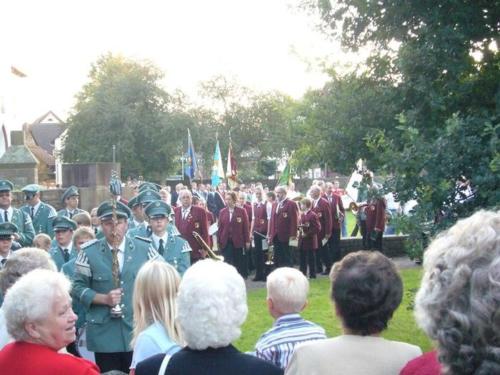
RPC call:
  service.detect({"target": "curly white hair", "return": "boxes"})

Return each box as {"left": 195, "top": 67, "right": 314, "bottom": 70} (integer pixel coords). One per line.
{"left": 176, "top": 259, "right": 247, "bottom": 350}
{"left": 415, "top": 210, "right": 500, "bottom": 374}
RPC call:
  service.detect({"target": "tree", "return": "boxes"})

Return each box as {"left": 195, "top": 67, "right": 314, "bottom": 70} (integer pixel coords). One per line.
{"left": 300, "top": 0, "right": 500, "bottom": 257}
{"left": 63, "top": 54, "right": 190, "bottom": 180}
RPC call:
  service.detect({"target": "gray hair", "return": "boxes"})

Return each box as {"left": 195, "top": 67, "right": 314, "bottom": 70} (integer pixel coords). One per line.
{"left": 176, "top": 260, "right": 247, "bottom": 350}
{"left": 415, "top": 210, "right": 500, "bottom": 374}
{"left": 178, "top": 189, "right": 192, "bottom": 199}
{"left": 3, "top": 269, "right": 71, "bottom": 342}
{"left": 0, "top": 248, "right": 57, "bottom": 293}
{"left": 267, "top": 267, "right": 309, "bottom": 314}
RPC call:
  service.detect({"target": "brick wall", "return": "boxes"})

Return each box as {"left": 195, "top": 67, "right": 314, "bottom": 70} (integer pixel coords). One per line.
{"left": 341, "top": 235, "right": 408, "bottom": 258}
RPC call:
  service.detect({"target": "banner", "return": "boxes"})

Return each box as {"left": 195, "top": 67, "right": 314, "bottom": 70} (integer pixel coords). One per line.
{"left": 211, "top": 139, "right": 225, "bottom": 187}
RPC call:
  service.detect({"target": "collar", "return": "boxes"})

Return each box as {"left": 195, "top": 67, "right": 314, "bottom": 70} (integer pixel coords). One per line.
{"left": 107, "top": 237, "right": 126, "bottom": 253}
{"left": 59, "top": 242, "right": 73, "bottom": 252}
{"left": 182, "top": 205, "right": 192, "bottom": 211}
{"left": 152, "top": 232, "right": 168, "bottom": 243}
{"left": 32, "top": 201, "right": 42, "bottom": 211}
{"left": 1, "top": 207, "right": 13, "bottom": 215}
{"left": 0, "top": 250, "right": 11, "bottom": 261}
{"left": 274, "top": 313, "right": 302, "bottom": 326}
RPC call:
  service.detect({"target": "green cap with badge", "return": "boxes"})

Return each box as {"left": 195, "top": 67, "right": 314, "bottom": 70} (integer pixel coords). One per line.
{"left": 97, "top": 200, "right": 131, "bottom": 220}
{"left": 127, "top": 195, "right": 140, "bottom": 209}
{"left": 137, "top": 189, "right": 161, "bottom": 205}
{"left": 0, "top": 180, "right": 14, "bottom": 192}
{"left": 145, "top": 200, "right": 172, "bottom": 219}
{"left": 22, "top": 184, "right": 42, "bottom": 200}
{"left": 52, "top": 216, "right": 77, "bottom": 232}
{"left": 61, "top": 185, "right": 79, "bottom": 203}
{"left": 138, "top": 182, "right": 161, "bottom": 193}
{"left": 0, "top": 222, "right": 18, "bottom": 238}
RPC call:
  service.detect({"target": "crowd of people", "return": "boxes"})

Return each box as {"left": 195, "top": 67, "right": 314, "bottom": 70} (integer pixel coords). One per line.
{"left": 0, "top": 176, "right": 497, "bottom": 374}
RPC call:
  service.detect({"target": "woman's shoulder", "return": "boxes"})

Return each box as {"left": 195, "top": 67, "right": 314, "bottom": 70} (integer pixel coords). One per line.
{"left": 56, "top": 353, "right": 100, "bottom": 374}
{"left": 138, "top": 322, "right": 178, "bottom": 349}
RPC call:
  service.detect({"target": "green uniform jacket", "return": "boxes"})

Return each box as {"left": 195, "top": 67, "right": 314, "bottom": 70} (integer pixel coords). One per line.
{"left": 10, "top": 208, "right": 35, "bottom": 246}
{"left": 50, "top": 245, "right": 77, "bottom": 271}
{"left": 72, "top": 236, "right": 160, "bottom": 353}
{"left": 21, "top": 202, "right": 57, "bottom": 238}
{"left": 127, "top": 222, "right": 150, "bottom": 238}
{"left": 62, "top": 258, "right": 87, "bottom": 330}
{"left": 150, "top": 224, "right": 191, "bottom": 276}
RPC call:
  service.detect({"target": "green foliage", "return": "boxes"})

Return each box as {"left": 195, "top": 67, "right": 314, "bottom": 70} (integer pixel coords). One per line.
{"left": 298, "top": 0, "right": 500, "bottom": 259}
{"left": 236, "top": 268, "right": 432, "bottom": 353}
{"left": 63, "top": 54, "right": 189, "bottom": 180}
{"left": 257, "top": 159, "right": 277, "bottom": 177}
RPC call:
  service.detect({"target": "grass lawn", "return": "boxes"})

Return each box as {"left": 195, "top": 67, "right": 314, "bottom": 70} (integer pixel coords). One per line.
{"left": 235, "top": 267, "right": 433, "bottom": 353}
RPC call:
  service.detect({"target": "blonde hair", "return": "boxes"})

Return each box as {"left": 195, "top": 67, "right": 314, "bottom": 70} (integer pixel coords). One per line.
{"left": 73, "top": 226, "right": 95, "bottom": 248}
{"left": 131, "top": 261, "right": 182, "bottom": 348}
{"left": 33, "top": 233, "right": 51, "bottom": 251}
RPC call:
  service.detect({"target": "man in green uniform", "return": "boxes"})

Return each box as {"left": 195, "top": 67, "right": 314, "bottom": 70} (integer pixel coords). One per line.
{"left": 73, "top": 200, "right": 160, "bottom": 373}
{"left": 49, "top": 216, "right": 78, "bottom": 270}
{"left": 128, "top": 189, "right": 161, "bottom": 237}
{"left": 20, "top": 184, "right": 57, "bottom": 238}
{"left": 145, "top": 200, "right": 191, "bottom": 275}
{"left": 0, "top": 180, "right": 35, "bottom": 246}
{"left": 0, "top": 222, "right": 20, "bottom": 268}
{"left": 57, "top": 185, "right": 88, "bottom": 218}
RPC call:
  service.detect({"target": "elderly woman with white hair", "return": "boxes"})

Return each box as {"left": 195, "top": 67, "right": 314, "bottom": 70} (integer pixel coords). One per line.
{"left": 0, "top": 247, "right": 57, "bottom": 349}
{"left": 0, "top": 269, "right": 100, "bottom": 374}
{"left": 136, "top": 259, "right": 283, "bottom": 375}
{"left": 400, "top": 210, "right": 500, "bottom": 375}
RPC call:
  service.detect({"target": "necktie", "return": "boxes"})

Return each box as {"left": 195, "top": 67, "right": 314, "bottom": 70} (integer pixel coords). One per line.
{"left": 4, "top": 210, "right": 8, "bottom": 223}
{"left": 111, "top": 248, "right": 120, "bottom": 288}
{"left": 1, "top": 258, "right": 6, "bottom": 267}
{"left": 31, "top": 207, "right": 35, "bottom": 219}
{"left": 182, "top": 209, "right": 188, "bottom": 220}
{"left": 69, "top": 211, "right": 74, "bottom": 219}
{"left": 63, "top": 249, "right": 70, "bottom": 262}
{"left": 158, "top": 238, "right": 165, "bottom": 256}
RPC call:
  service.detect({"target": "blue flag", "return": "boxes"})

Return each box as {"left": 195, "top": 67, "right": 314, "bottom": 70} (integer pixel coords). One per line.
{"left": 211, "top": 139, "right": 225, "bottom": 187}
{"left": 184, "top": 129, "right": 198, "bottom": 181}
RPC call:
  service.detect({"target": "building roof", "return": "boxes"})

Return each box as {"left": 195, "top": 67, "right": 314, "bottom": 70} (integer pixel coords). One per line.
{"left": 26, "top": 111, "right": 66, "bottom": 154}
{"left": 0, "top": 145, "right": 38, "bottom": 165}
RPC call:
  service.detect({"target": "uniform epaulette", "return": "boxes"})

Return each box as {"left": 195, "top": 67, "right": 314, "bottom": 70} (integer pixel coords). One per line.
{"left": 135, "top": 236, "right": 152, "bottom": 243}
{"left": 81, "top": 239, "right": 99, "bottom": 250}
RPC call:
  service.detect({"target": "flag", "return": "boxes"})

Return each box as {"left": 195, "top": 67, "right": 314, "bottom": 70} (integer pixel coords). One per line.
{"left": 0, "top": 123, "right": 7, "bottom": 157}
{"left": 226, "top": 141, "right": 238, "bottom": 189}
{"left": 211, "top": 139, "right": 225, "bottom": 187}
{"left": 278, "top": 160, "right": 292, "bottom": 186}
{"left": 184, "top": 129, "right": 198, "bottom": 181}
{"left": 11, "top": 66, "right": 27, "bottom": 78}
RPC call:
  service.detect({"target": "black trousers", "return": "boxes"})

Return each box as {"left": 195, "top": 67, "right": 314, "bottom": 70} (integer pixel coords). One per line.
{"left": 273, "top": 238, "right": 292, "bottom": 267}
{"left": 360, "top": 220, "right": 368, "bottom": 249}
{"left": 223, "top": 240, "right": 248, "bottom": 278}
{"left": 95, "top": 351, "right": 133, "bottom": 373}
{"left": 316, "top": 240, "right": 331, "bottom": 273}
{"left": 368, "top": 230, "right": 383, "bottom": 251}
{"left": 299, "top": 248, "right": 317, "bottom": 278}
{"left": 253, "top": 233, "right": 265, "bottom": 280}
{"left": 328, "top": 228, "right": 342, "bottom": 264}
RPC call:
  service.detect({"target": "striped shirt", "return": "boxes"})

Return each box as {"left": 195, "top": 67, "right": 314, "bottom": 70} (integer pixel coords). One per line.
{"left": 254, "top": 313, "right": 326, "bottom": 369}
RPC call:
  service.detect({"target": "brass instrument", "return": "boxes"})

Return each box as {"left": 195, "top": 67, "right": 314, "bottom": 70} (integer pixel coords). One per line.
{"left": 192, "top": 231, "right": 224, "bottom": 261}
{"left": 265, "top": 243, "right": 274, "bottom": 266}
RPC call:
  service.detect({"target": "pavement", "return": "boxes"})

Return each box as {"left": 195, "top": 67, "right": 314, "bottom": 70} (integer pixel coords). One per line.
{"left": 245, "top": 256, "right": 420, "bottom": 290}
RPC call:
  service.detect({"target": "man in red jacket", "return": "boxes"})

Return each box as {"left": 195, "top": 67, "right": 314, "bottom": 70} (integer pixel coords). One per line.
{"left": 366, "top": 187, "right": 386, "bottom": 251}
{"left": 298, "top": 197, "right": 321, "bottom": 279}
{"left": 325, "top": 182, "right": 345, "bottom": 266}
{"left": 174, "top": 190, "right": 209, "bottom": 263}
{"left": 310, "top": 185, "right": 332, "bottom": 275}
{"left": 250, "top": 186, "right": 268, "bottom": 281}
{"left": 268, "top": 186, "right": 298, "bottom": 267}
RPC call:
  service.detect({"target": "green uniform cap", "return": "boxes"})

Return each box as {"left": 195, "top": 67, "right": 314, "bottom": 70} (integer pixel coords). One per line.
{"left": 127, "top": 195, "right": 140, "bottom": 209}
{"left": 137, "top": 189, "right": 161, "bottom": 205}
{"left": 0, "top": 180, "right": 14, "bottom": 192}
{"left": 138, "top": 182, "right": 161, "bottom": 193}
{"left": 61, "top": 185, "right": 79, "bottom": 203}
{"left": 21, "top": 184, "right": 42, "bottom": 193}
{"left": 0, "top": 222, "right": 18, "bottom": 238}
{"left": 52, "top": 216, "right": 77, "bottom": 232}
{"left": 145, "top": 200, "right": 172, "bottom": 218}
{"left": 97, "top": 200, "right": 131, "bottom": 220}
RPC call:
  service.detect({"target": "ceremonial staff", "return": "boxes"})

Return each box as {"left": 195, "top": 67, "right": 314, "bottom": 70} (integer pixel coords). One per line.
{"left": 109, "top": 171, "right": 123, "bottom": 319}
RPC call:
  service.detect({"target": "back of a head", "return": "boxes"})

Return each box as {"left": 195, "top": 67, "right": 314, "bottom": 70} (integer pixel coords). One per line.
{"left": 415, "top": 210, "right": 500, "bottom": 374}
{"left": 132, "top": 261, "right": 181, "bottom": 346}
{"left": 177, "top": 259, "right": 247, "bottom": 350}
{"left": 267, "top": 267, "right": 309, "bottom": 315}
{"left": 0, "top": 248, "right": 57, "bottom": 294}
{"left": 72, "top": 212, "right": 91, "bottom": 227}
{"left": 330, "top": 251, "right": 402, "bottom": 336}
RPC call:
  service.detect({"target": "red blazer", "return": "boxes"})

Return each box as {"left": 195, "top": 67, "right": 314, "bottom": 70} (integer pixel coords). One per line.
{"left": 243, "top": 203, "right": 253, "bottom": 233}
{"left": 0, "top": 341, "right": 100, "bottom": 375}
{"left": 174, "top": 205, "right": 209, "bottom": 259}
{"left": 252, "top": 201, "right": 268, "bottom": 235}
{"left": 298, "top": 210, "right": 321, "bottom": 250}
{"left": 268, "top": 198, "right": 299, "bottom": 243}
{"left": 206, "top": 210, "right": 215, "bottom": 248}
{"left": 218, "top": 206, "right": 250, "bottom": 249}
{"left": 326, "top": 194, "right": 345, "bottom": 230}
{"left": 312, "top": 197, "right": 332, "bottom": 241}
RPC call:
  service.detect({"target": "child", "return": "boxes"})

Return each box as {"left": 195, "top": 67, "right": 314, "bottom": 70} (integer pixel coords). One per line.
{"left": 298, "top": 198, "right": 321, "bottom": 279}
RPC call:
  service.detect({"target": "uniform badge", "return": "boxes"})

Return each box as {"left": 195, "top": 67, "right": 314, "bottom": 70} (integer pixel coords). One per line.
{"left": 318, "top": 212, "right": 322, "bottom": 218}
{"left": 194, "top": 222, "right": 200, "bottom": 229}
{"left": 236, "top": 217, "right": 242, "bottom": 223}
{"left": 260, "top": 219, "right": 265, "bottom": 224}
{"left": 283, "top": 212, "right": 288, "bottom": 218}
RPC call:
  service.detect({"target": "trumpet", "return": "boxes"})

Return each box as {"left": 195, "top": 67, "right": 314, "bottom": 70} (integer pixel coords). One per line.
{"left": 192, "top": 231, "right": 224, "bottom": 261}
{"left": 265, "top": 244, "right": 274, "bottom": 266}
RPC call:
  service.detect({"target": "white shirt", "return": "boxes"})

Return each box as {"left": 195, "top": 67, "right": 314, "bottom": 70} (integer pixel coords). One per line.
{"left": 229, "top": 208, "right": 234, "bottom": 222}
{"left": 30, "top": 201, "right": 42, "bottom": 217}
{"left": 313, "top": 198, "right": 320, "bottom": 208}
{"left": 152, "top": 233, "right": 168, "bottom": 250}
{"left": 0, "top": 251, "right": 11, "bottom": 268}
{"left": 0, "top": 207, "right": 12, "bottom": 222}
{"left": 107, "top": 237, "right": 126, "bottom": 271}
{"left": 182, "top": 206, "right": 191, "bottom": 220}
{"left": 266, "top": 201, "right": 273, "bottom": 220}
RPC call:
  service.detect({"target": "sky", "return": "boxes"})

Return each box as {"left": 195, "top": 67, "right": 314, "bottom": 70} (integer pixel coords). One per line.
{"left": 0, "top": 0, "right": 362, "bottom": 130}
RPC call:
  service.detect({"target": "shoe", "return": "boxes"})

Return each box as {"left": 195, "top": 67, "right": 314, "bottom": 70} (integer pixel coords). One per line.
{"left": 321, "top": 270, "right": 329, "bottom": 275}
